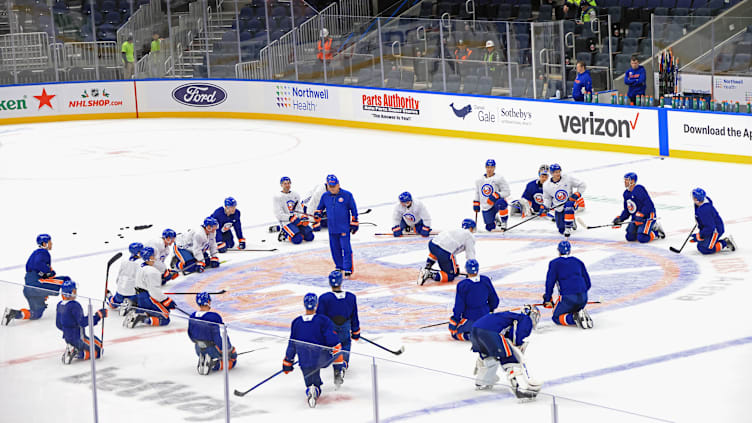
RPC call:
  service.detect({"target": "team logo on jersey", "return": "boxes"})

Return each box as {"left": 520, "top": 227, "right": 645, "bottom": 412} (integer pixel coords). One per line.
{"left": 338, "top": 197, "right": 344, "bottom": 203}
{"left": 403, "top": 213, "right": 417, "bottom": 224}
{"left": 533, "top": 193, "right": 544, "bottom": 204}
{"left": 481, "top": 184, "right": 494, "bottom": 197}
{"left": 286, "top": 200, "right": 296, "bottom": 212}
{"left": 626, "top": 199, "right": 637, "bottom": 214}
{"left": 555, "top": 189, "right": 568, "bottom": 202}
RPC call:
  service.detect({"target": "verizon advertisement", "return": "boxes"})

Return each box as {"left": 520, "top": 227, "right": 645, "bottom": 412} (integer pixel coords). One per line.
{"left": 667, "top": 110, "right": 752, "bottom": 157}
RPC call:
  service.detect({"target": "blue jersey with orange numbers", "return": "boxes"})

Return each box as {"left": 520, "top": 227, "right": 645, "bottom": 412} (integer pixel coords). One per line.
{"left": 285, "top": 314, "right": 341, "bottom": 368}
{"left": 317, "top": 291, "right": 360, "bottom": 333}
{"left": 695, "top": 198, "right": 725, "bottom": 239}
{"left": 452, "top": 275, "right": 499, "bottom": 321}
{"left": 619, "top": 184, "right": 656, "bottom": 221}
{"left": 544, "top": 256, "right": 591, "bottom": 302}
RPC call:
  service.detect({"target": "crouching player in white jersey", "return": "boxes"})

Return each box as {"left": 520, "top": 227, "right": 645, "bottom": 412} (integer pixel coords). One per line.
{"left": 124, "top": 247, "right": 177, "bottom": 328}
{"left": 107, "top": 242, "right": 142, "bottom": 315}
{"left": 274, "top": 176, "right": 314, "bottom": 244}
{"left": 301, "top": 180, "right": 328, "bottom": 232}
{"left": 147, "top": 228, "right": 179, "bottom": 284}
{"left": 511, "top": 164, "right": 550, "bottom": 218}
{"left": 473, "top": 159, "right": 511, "bottom": 231}
{"left": 470, "top": 305, "right": 542, "bottom": 401}
{"left": 172, "top": 217, "right": 220, "bottom": 274}
{"left": 188, "top": 292, "right": 238, "bottom": 375}
{"left": 392, "top": 191, "right": 432, "bottom": 237}
{"left": 418, "top": 219, "right": 476, "bottom": 285}
{"left": 542, "top": 163, "right": 586, "bottom": 237}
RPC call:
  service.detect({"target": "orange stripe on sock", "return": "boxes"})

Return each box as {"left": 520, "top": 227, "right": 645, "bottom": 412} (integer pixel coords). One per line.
{"left": 20, "top": 309, "right": 30, "bottom": 319}
{"left": 558, "top": 314, "right": 569, "bottom": 326}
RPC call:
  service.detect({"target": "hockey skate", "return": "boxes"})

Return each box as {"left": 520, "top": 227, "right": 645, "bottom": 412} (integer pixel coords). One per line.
{"left": 306, "top": 386, "right": 320, "bottom": 408}
{"left": 170, "top": 256, "right": 179, "bottom": 271}
{"left": 495, "top": 214, "right": 507, "bottom": 231}
{"left": 119, "top": 298, "right": 133, "bottom": 317}
{"left": 62, "top": 344, "right": 79, "bottom": 365}
{"left": 723, "top": 235, "right": 737, "bottom": 251}
{"left": 574, "top": 309, "right": 593, "bottom": 329}
{"left": 197, "top": 354, "right": 214, "bottom": 375}
{"left": 2, "top": 307, "right": 16, "bottom": 326}
{"left": 654, "top": 221, "right": 666, "bottom": 239}
{"left": 563, "top": 227, "right": 572, "bottom": 237}
{"left": 333, "top": 368, "right": 344, "bottom": 389}
{"left": 417, "top": 268, "right": 433, "bottom": 286}
{"left": 503, "top": 364, "right": 540, "bottom": 402}
{"left": 343, "top": 271, "right": 352, "bottom": 279}
{"left": 123, "top": 310, "right": 147, "bottom": 328}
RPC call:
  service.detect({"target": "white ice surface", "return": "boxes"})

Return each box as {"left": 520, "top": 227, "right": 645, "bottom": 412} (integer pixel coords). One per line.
{"left": 1, "top": 118, "right": 751, "bottom": 423}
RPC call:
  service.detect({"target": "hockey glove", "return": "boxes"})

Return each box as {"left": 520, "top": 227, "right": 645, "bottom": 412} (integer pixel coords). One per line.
{"left": 162, "top": 297, "right": 177, "bottom": 310}
{"left": 209, "top": 257, "right": 220, "bottom": 268}
{"left": 282, "top": 358, "right": 294, "bottom": 374}
{"left": 448, "top": 316, "right": 467, "bottom": 335}
{"left": 161, "top": 269, "right": 178, "bottom": 284}
{"left": 238, "top": 239, "right": 246, "bottom": 250}
{"left": 350, "top": 218, "right": 359, "bottom": 235}
{"left": 392, "top": 225, "right": 403, "bottom": 237}
{"left": 612, "top": 216, "right": 623, "bottom": 226}
{"left": 539, "top": 206, "right": 549, "bottom": 217}
{"left": 299, "top": 215, "right": 310, "bottom": 227}
{"left": 690, "top": 233, "right": 702, "bottom": 243}
{"left": 195, "top": 261, "right": 206, "bottom": 273}
{"left": 96, "top": 308, "right": 108, "bottom": 319}
{"left": 38, "top": 270, "right": 56, "bottom": 278}
{"left": 221, "top": 222, "right": 233, "bottom": 233}
{"left": 351, "top": 329, "right": 360, "bottom": 341}
{"left": 473, "top": 201, "right": 480, "bottom": 213}
{"left": 542, "top": 296, "right": 554, "bottom": 308}
{"left": 569, "top": 192, "right": 582, "bottom": 202}
{"left": 289, "top": 215, "right": 301, "bottom": 226}
{"left": 418, "top": 226, "right": 432, "bottom": 237}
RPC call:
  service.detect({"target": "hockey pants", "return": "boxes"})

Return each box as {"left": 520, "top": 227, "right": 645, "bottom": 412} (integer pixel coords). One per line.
{"left": 194, "top": 343, "right": 238, "bottom": 371}
{"left": 552, "top": 292, "right": 588, "bottom": 326}
{"left": 216, "top": 230, "right": 235, "bottom": 251}
{"left": 428, "top": 240, "right": 459, "bottom": 282}
{"left": 697, "top": 230, "right": 727, "bottom": 255}
{"left": 328, "top": 232, "right": 353, "bottom": 272}
{"left": 481, "top": 200, "right": 509, "bottom": 232}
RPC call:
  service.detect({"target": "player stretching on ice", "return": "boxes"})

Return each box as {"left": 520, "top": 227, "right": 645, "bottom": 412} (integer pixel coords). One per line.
{"left": 56, "top": 280, "right": 108, "bottom": 364}
{"left": 124, "top": 247, "right": 177, "bottom": 328}
{"left": 392, "top": 191, "right": 432, "bottom": 237}
{"left": 449, "top": 259, "right": 499, "bottom": 341}
{"left": 212, "top": 197, "right": 246, "bottom": 253}
{"left": 690, "top": 188, "right": 736, "bottom": 254}
{"left": 470, "top": 305, "right": 542, "bottom": 400}
{"left": 542, "top": 164, "right": 586, "bottom": 237}
{"left": 543, "top": 241, "right": 593, "bottom": 329}
{"left": 146, "top": 229, "right": 179, "bottom": 284}
{"left": 316, "top": 270, "right": 360, "bottom": 387}
{"left": 301, "top": 178, "right": 328, "bottom": 231}
{"left": 3, "top": 234, "right": 70, "bottom": 326}
{"left": 172, "top": 217, "right": 221, "bottom": 274}
{"left": 473, "top": 159, "right": 511, "bottom": 231}
{"left": 188, "top": 292, "right": 238, "bottom": 375}
{"left": 282, "top": 293, "right": 345, "bottom": 408}
{"left": 612, "top": 172, "right": 665, "bottom": 243}
{"left": 274, "top": 176, "right": 314, "bottom": 244}
{"left": 107, "top": 242, "right": 142, "bottom": 315}
{"left": 511, "top": 164, "right": 550, "bottom": 218}
{"left": 418, "top": 219, "right": 477, "bottom": 285}
{"left": 316, "top": 175, "right": 359, "bottom": 277}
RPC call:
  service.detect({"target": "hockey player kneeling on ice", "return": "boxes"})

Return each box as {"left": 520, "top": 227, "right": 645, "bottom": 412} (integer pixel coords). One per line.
{"left": 510, "top": 164, "right": 551, "bottom": 219}
{"left": 690, "top": 188, "right": 736, "bottom": 254}
{"left": 283, "top": 293, "right": 346, "bottom": 408}
{"left": 212, "top": 197, "right": 246, "bottom": 253}
{"left": 188, "top": 292, "right": 237, "bottom": 375}
{"left": 146, "top": 228, "right": 179, "bottom": 284}
{"left": 542, "top": 241, "right": 593, "bottom": 329}
{"left": 449, "top": 259, "right": 499, "bottom": 341}
{"left": 56, "top": 280, "right": 108, "bottom": 364}
{"left": 3, "top": 234, "right": 71, "bottom": 326}
{"left": 172, "top": 217, "right": 221, "bottom": 275}
{"left": 392, "top": 191, "right": 432, "bottom": 237}
{"left": 418, "top": 219, "right": 476, "bottom": 285}
{"left": 124, "top": 247, "right": 176, "bottom": 328}
{"left": 470, "top": 305, "right": 542, "bottom": 400}
{"left": 107, "top": 242, "right": 142, "bottom": 316}
{"left": 473, "top": 159, "right": 511, "bottom": 231}
{"left": 542, "top": 164, "right": 586, "bottom": 237}
{"left": 274, "top": 176, "right": 314, "bottom": 244}
{"left": 612, "top": 172, "right": 665, "bottom": 243}
{"left": 301, "top": 179, "right": 328, "bottom": 232}
{"left": 316, "top": 270, "right": 360, "bottom": 384}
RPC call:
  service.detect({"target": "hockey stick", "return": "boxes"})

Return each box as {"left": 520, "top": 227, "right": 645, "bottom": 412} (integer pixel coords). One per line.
{"left": 227, "top": 248, "right": 278, "bottom": 252}
{"left": 670, "top": 224, "right": 698, "bottom": 254}
{"left": 360, "top": 208, "right": 372, "bottom": 215}
{"left": 237, "top": 347, "right": 268, "bottom": 356}
{"left": 359, "top": 222, "right": 377, "bottom": 227}
{"left": 101, "top": 252, "right": 123, "bottom": 351}
{"left": 360, "top": 336, "right": 405, "bottom": 355}
{"left": 175, "top": 306, "right": 192, "bottom": 317}
{"left": 375, "top": 232, "right": 440, "bottom": 236}
{"left": 500, "top": 214, "right": 540, "bottom": 232}
{"left": 234, "top": 361, "right": 298, "bottom": 397}
{"left": 165, "top": 289, "right": 227, "bottom": 295}
{"left": 419, "top": 321, "right": 449, "bottom": 329}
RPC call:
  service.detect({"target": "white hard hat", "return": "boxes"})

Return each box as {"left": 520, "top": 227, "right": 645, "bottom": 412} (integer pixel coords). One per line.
{"left": 485, "top": 40, "right": 495, "bottom": 48}
{"left": 320, "top": 28, "right": 329, "bottom": 38}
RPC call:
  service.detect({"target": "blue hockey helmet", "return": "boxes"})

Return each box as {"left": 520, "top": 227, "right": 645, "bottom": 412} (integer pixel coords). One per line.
{"left": 461, "top": 218, "right": 476, "bottom": 230}
{"left": 329, "top": 270, "right": 343, "bottom": 288}
{"left": 550, "top": 163, "right": 562, "bottom": 173}
{"left": 225, "top": 197, "right": 237, "bottom": 207}
{"left": 196, "top": 292, "right": 211, "bottom": 306}
{"left": 162, "top": 228, "right": 176, "bottom": 239}
{"left": 465, "top": 259, "right": 479, "bottom": 275}
{"left": 203, "top": 216, "right": 219, "bottom": 228}
{"left": 128, "top": 242, "right": 144, "bottom": 256}
{"left": 485, "top": 159, "right": 496, "bottom": 167}
{"left": 624, "top": 172, "right": 638, "bottom": 183}
{"left": 61, "top": 280, "right": 77, "bottom": 296}
{"left": 140, "top": 246, "right": 155, "bottom": 261}
{"left": 326, "top": 174, "right": 339, "bottom": 186}
{"left": 280, "top": 176, "right": 291, "bottom": 184}
{"left": 303, "top": 293, "right": 318, "bottom": 310}
{"left": 398, "top": 191, "right": 412, "bottom": 203}
{"left": 692, "top": 187, "right": 706, "bottom": 203}
{"left": 36, "top": 233, "right": 51, "bottom": 246}
{"left": 557, "top": 240, "right": 571, "bottom": 256}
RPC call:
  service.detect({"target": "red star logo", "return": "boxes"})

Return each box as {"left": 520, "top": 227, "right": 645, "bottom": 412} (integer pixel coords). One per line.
{"left": 33, "top": 88, "right": 55, "bottom": 110}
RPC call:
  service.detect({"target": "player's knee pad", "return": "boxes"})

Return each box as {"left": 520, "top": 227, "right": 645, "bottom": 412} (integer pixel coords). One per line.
{"left": 625, "top": 227, "right": 638, "bottom": 242}
{"left": 637, "top": 233, "right": 652, "bottom": 243}
{"left": 303, "top": 228, "right": 314, "bottom": 242}
{"left": 290, "top": 233, "right": 303, "bottom": 244}
{"left": 485, "top": 222, "right": 495, "bottom": 232}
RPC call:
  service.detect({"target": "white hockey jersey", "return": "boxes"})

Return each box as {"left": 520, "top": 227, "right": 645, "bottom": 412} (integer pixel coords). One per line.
{"left": 433, "top": 228, "right": 476, "bottom": 260}
{"left": 115, "top": 257, "right": 140, "bottom": 296}
{"left": 392, "top": 199, "right": 432, "bottom": 228}
{"left": 134, "top": 264, "right": 166, "bottom": 302}
{"left": 543, "top": 174, "right": 587, "bottom": 212}
{"left": 145, "top": 238, "right": 172, "bottom": 274}
{"left": 273, "top": 190, "right": 305, "bottom": 224}
{"left": 474, "top": 173, "right": 511, "bottom": 211}
{"left": 301, "top": 183, "right": 327, "bottom": 214}
{"left": 176, "top": 226, "right": 218, "bottom": 260}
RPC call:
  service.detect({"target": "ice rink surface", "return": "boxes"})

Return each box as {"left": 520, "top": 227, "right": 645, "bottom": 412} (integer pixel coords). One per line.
{"left": 1, "top": 118, "right": 751, "bottom": 423}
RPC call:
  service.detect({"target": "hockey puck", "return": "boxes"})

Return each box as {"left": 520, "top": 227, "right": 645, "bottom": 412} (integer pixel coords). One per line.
{"left": 119, "top": 227, "right": 124, "bottom": 230}
{"left": 660, "top": 157, "right": 665, "bottom": 160}
{"left": 261, "top": 239, "right": 266, "bottom": 242}
{"left": 72, "top": 232, "right": 77, "bottom": 235}
{"left": 104, "top": 241, "right": 109, "bottom": 244}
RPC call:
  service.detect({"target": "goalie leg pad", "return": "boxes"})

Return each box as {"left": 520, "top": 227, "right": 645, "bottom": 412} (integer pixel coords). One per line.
{"left": 475, "top": 356, "right": 501, "bottom": 388}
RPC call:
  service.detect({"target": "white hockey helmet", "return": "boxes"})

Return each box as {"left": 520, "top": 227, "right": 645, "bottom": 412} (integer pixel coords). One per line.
{"left": 485, "top": 40, "right": 495, "bottom": 48}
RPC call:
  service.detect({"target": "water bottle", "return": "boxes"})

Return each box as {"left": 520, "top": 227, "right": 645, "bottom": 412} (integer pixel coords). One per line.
{"left": 734, "top": 102, "right": 740, "bottom": 113}
{"left": 659, "top": 96, "right": 665, "bottom": 108}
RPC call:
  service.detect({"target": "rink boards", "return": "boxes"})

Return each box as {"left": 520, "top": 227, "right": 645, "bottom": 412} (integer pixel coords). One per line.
{"left": 0, "top": 79, "right": 750, "bottom": 163}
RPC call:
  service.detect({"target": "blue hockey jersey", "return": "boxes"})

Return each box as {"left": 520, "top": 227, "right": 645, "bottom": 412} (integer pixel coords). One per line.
{"left": 316, "top": 189, "right": 358, "bottom": 233}
{"left": 211, "top": 206, "right": 244, "bottom": 240}
{"left": 188, "top": 310, "right": 232, "bottom": 349}
{"left": 695, "top": 198, "right": 725, "bottom": 239}
{"left": 26, "top": 248, "right": 53, "bottom": 275}
{"left": 317, "top": 291, "right": 360, "bottom": 332}
{"left": 56, "top": 300, "right": 102, "bottom": 345}
{"left": 452, "top": 275, "right": 499, "bottom": 322}
{"left": 521, "top": 179, "right": 545, "bottom": 212}
{"left": 618, "top": 184, "right": 656, "bottom": 221}
{"left": 471, "top": 311, "right": 532, "bottom": 347}
{"left": 544, "top": 256, "right": 591, "bottom": 302}
{"left": 285, "top": 314, "right": 341, "bottom": 368}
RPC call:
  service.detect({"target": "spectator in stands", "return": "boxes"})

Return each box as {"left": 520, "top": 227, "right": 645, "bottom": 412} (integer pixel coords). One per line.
{"left": 122, "top": 35, "right": 135, "bottom": 79}
{"left": 624, "top": 55, "right": 646, "bottom": 105}
{"left": 151, "top": 32, "right": 163, "bottom": 53}
{"left": 453, "top": 39, "right": 473, "bottom": 75}
{"left": 572, "top": 60, "right": 592, "bottom": 102}
{"left": 317, "top": 28, "right": 334, "bottom": 62}
{"left": 578, "top": 0, "right": 597, "bottom": 24}
{"left": 483, "top": 40, "right": 503, "bottom": 81}
{"left": 563, "top": 0, "right": 596, "bottom": 20}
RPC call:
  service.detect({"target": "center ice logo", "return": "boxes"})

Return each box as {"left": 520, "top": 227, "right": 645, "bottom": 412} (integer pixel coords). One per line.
{"left": 481, "top": 184, "right": 494, "bottom": 197}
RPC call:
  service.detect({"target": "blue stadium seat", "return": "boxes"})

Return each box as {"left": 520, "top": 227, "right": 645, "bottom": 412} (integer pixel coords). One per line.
{"left": 621, "top": 37, "right": 639, "bottom": 54}
{"left": 462, "top": 74, "right": 479, "bottom": 93}
{"left": 576, "top": 51, "right": 593, "bottom": 65}
{"left": 627, "top": 21, "right": 644, "bottom": 37}
{"left": 715, "top": 53, "right": 733, "bottom": 72}
{"left": 731, "top": 53, "right": 751, "bottom": 72}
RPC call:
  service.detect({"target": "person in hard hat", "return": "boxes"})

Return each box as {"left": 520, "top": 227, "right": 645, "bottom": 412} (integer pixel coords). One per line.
{"left": 317, "top": 28, "right": 334, "bottom": 62}
{"left": 482, "top": 40, "right": 503, "bottom": 80}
